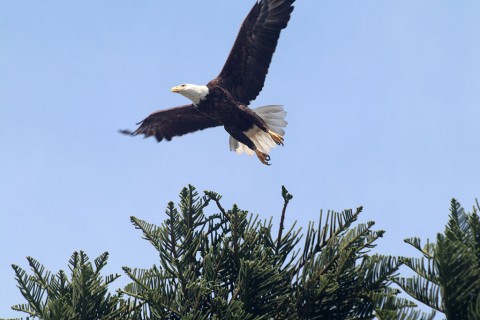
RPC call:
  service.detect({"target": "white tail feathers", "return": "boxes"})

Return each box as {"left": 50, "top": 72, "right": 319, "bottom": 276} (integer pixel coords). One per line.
{"left": 229, "top": 105, "right": 287, "bottom": 156}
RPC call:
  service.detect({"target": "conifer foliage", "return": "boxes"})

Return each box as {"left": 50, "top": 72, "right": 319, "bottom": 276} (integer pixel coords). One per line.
{"left": 395, "top": 199, "right": 480, "bottom": 319}
{"left": 120, "top": 185, "right": 422, "bottom": 319}
{"left": 4, "top": 251, "right": 138, "bottom": 320}
{"left": 4, "top": 185, "right": 432, "bottom": 319}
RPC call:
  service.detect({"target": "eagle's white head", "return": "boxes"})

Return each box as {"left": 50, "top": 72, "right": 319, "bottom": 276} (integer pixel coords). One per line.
{"left": 171, "top": 83, "right": 209, "bottom": 105}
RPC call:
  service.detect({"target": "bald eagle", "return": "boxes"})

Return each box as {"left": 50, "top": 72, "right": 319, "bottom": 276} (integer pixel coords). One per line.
{"left": 121, "top": 0, "right": 295, "bottom": 165}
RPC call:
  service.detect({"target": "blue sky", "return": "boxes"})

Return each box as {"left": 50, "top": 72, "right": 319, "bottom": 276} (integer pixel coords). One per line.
{"left": 1, "top": 0, "right": 479, "bottom": 317}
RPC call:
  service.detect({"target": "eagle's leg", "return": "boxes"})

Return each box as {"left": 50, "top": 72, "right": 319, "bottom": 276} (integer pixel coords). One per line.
{"left": 268, "top": 130, "right": 284, "bottom": 146}
{"left": 225, "top": 125, "right": 271, "bottom": 165}
{"left": 238, "top": 105, "right": 284, "bottom": 147}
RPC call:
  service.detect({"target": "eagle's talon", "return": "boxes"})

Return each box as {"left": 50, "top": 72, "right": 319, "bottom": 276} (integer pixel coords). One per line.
{"left": 255, "top": 150, "right": 271, "bottom": 165}
{"left": 268, "top": 130, "right": 284, "bottom": 146}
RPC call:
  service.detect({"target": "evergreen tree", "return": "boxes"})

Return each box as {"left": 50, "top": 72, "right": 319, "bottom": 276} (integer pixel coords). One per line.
{"left": 120, "top": 185, "right": 429, "bottom": 319}
{"left": 4, "top": 185, "right": 435, "bottom": 319}
{"left": 395, "top": 199, "right": 480, "bottom": 319}
{"left": 2, "top": 251, "right": 139, "bottom": 320}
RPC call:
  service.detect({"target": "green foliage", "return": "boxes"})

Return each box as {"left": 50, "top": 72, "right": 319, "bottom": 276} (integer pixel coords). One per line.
{"left": 5, "top": 185, "right": 439, "bottom": 319}
{"left": 3, "top": 251, "right": 139, "bottom": 320}
{"left": 120, "top": 185, "right": 425, "bottom": 319}
{"left": 395, "top": 199, "right": 480, "bottom": 319}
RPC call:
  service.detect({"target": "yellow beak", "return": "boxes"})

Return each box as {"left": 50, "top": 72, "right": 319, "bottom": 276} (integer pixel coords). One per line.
{"left": 171, "top": 86, "right": 182, "bottom": 93}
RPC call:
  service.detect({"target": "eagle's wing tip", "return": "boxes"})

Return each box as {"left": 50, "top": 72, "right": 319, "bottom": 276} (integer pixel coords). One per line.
{"left": 119, "top": 129, "right": 134, "bottom": 136}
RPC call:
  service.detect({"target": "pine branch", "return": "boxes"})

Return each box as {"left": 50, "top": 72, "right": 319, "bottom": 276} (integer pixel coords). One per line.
{"left": 26, "top": 257, "right": 51, "bottom": 291}
{"left": 393, "top": 276, "right": 443, "bottom": 312}
{"left": 130, "top": 216, "right": 162, "bottom": 252}
{"left": 11, "top": 264, "right": 44, "bottom": 317}
{"left": 205, "top": 190, "right": 227, "bottom": 217}
{"left": 276, "top": 186, "right": 293, "bottom": 255}
{"left": 293, "top": 206, "right": 363, "bottom": 276}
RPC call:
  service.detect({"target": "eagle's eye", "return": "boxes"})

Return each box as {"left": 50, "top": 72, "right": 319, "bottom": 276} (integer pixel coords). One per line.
{"left": 181, "top": 84, "right": 186, "bottom": 87}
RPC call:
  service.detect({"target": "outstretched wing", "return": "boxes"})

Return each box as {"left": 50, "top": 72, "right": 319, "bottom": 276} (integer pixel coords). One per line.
{"left": 214, "top": 0, "right": 295, "bottom": 104}
{"left": 120, "top": 104, "right": 221, "bottom": 142}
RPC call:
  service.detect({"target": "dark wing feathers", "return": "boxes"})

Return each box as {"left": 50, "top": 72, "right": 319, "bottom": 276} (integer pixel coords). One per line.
{"left": 214, "top": 0, "right": 295, "bottom": 104}
{"left": 120, "top": 104, "right": 221, "bottom": 142}
{"left": 121, "top": 1, "right": 294, "bottom": 144}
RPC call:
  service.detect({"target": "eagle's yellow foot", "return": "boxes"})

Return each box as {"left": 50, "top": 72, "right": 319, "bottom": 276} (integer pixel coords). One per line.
{"left": 268, "top": 130, "right": 284, "bottom": 146}
{"left": 255, "top": 150, "right": 271, "bottom": 166}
